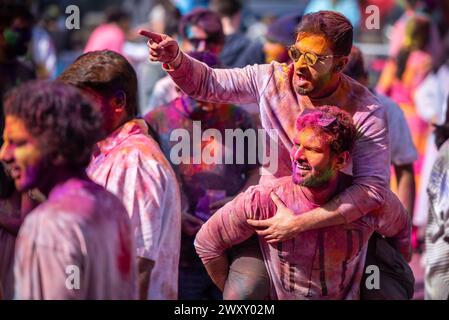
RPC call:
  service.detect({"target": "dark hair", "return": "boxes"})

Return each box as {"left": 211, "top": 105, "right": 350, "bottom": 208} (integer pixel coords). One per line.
{"left": 209, "top": 0, "right": 242, "bottom": 18}
{"left": 3, "top": 81, "right": 104, "bottom": 170}
{"left": 179, "top": 8, "right": 225, "bottom": 46}
{"left": 342, "top": 46, "right": 367, "bottom": 81}
{"left": 58, "top": 50, "right": 138, "bottom": 117}
{"left": 296, "top": 11, "right": 353, "bottom": 56}
{"left": 296, "top": 105, "right": 356, "bottom": 154}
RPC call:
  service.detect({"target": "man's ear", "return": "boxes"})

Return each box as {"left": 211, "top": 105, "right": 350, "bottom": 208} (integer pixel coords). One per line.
{"left": 110, "top": 90, "right": 127, "bottom": 113}
{"left": 334, "top": 150, "right": 350, "bottom": 171}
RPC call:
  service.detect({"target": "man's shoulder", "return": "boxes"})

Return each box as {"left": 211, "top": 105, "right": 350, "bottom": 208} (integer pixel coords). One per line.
{"left": 343, "top": 74, "right": 383, "bottom": 112}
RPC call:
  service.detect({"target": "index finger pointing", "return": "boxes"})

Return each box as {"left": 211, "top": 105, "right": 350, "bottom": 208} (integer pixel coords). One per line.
{"left": 139, "top": 29, "right": 163, "bottom": 43}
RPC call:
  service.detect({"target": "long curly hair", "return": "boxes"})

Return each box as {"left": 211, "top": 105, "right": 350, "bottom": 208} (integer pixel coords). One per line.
{"left": 3, "top": 80, "right": 105, "bottom": 170}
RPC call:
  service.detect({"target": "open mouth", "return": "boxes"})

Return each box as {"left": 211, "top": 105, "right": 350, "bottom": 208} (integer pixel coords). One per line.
{"left": 5, "top": 165, "right": 21, "bottom": 181}
{"left": 295, "top": 160, "right": 311, "bottom": 171}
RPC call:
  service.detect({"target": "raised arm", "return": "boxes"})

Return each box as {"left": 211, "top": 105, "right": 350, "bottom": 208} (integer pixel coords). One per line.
{"left": 140, "top": 30, "right": 264, "bottom": 106}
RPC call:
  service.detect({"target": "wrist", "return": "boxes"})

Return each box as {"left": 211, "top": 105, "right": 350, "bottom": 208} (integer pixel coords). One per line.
{"left": 163, "top": 49, "right": 183, "bottom": 71}
{"left": 293, "top": 214, "right": 305, "bottom": 234}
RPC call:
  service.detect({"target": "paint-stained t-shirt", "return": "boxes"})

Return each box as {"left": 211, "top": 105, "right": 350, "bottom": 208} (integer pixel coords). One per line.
{"left": 195, "top": 175, "right": 411, "bottom": 299}
{"left": 14, "top": 178, "right": 136, "bottom": 299}
{"left": 87, "top": 119, "right": 181, "bottom": 299}
{"left": 167, "top": 53, "right": 391, "bottom": 223}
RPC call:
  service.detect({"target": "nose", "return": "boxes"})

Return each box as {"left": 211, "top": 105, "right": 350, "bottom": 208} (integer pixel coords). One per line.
{"left": 0, "top": 143, "right": 13, "bottom": 163}
{"left": 292, "top": 145, "right": 304, "bottom": 160}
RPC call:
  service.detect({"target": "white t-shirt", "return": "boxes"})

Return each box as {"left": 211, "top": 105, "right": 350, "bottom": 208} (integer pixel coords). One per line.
{"left": 14, "top": 179, "right": 136, "bottom": 299}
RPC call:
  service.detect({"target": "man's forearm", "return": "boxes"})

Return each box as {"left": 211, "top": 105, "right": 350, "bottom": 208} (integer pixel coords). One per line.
{"left": 203, "top": 255, "right": 230, "bottom": 292}
{"left": 394, "top": 164, "right": 415, "bottom": 217}
{"left": 137, "top": 257, "right": 155, "bottom": 300}
{"left": 293, "top": 200, "right": 347, "bottom": 233}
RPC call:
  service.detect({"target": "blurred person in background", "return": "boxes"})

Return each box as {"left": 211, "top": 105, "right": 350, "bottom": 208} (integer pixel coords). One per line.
{"left": 84, "top": 6, "right": 131, "bottom": 55}
{"left": 263, "top": 14, "right": 302, "bottom": 64}
{"left": 31, "top": 4, "right": 57, "bottom": 79}
{"left": 425, "top": 98, "right": 449, "bottom": 300}
{"left": 0, "top": 2, "right": 35, "bottom": 146}
{"left": 343, "top": 46, "right": 417, "bottom": 220}
{"left": 209, "top": 0, "right": 265, "bottom": 68}
{"left": 377, "top": 15, "right": 434, "bottom": 226}
{"left": 147, "top": 8, "right": 225, "bottom": 111}
{"left": 387, "top": 0, "right": 442, "bottom": 62}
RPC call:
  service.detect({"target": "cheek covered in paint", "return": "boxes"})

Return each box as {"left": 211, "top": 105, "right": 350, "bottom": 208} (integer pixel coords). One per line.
{"left": 13, "top": 143, "right": 45, "bottom": 191}
{"left": 291, "top": 128, "right": 335, "bottom": 187}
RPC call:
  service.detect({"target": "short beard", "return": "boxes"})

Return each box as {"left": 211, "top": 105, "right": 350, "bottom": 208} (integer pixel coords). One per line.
{"left": 296, "top": 86, "right": 313, "bottom": 95}
{"left": 297, "top": 167, "right": 334, "bottom": 188}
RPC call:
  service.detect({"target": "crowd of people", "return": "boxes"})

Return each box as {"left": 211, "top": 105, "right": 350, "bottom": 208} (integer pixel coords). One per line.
{"left": 1, "top": 0, "right": 449, "bottom": 300}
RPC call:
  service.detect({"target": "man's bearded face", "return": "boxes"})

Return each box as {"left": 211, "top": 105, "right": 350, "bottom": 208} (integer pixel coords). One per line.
{"left": 291, "top": 34, "right": 337, "bottom": 96}
{"left": 290, "top": 127, "right": 338, "bottom": 188}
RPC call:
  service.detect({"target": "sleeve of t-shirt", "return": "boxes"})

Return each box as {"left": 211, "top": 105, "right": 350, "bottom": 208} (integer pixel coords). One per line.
{"left": 372, "top": 191, "right": 412, "bottom": 260}
{"left": 336, "top": 105, "right": 391, "bottom": 223}
{"left": 194, "top": 186, "right": 270, "bottom": 265}
{"left": 167, "top": 52, "right": 270, "bottom": 106}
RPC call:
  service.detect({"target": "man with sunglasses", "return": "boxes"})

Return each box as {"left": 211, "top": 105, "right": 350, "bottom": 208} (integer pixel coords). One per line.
{"left": 141, "top": 11, "right": 394, "bottom": 297}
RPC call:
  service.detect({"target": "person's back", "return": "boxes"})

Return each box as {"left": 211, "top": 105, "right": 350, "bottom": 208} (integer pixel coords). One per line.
{"left": 14, "top": 178, "right": 136, "bottom": 299}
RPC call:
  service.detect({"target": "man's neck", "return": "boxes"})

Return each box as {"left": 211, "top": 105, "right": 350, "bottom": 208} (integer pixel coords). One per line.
{"left": 309, "top": 73, "right": 342, "bottom": 101}
{"left": 299, "top": 174, "right": 340, "bottom": 206}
